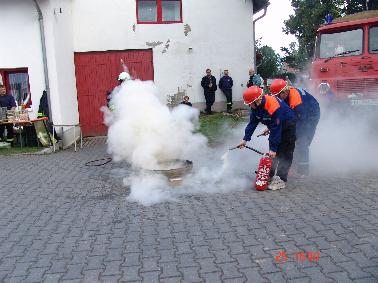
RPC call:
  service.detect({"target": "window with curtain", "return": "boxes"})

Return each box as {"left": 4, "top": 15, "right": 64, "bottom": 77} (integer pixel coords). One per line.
{"left": 8, "top": 72, "right": 30, "bottom": 106}
{"left": 162, "top": 0, "right": 181, "bottom": 22}
{"left": 137, "top": 0, "right": 182, "bottom": 23}
{"left": 137, "top": 0, "right": 157, "bottom": 22}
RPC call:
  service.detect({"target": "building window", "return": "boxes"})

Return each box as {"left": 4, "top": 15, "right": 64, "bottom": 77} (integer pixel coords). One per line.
{"left": 0, "top": 69, "right": 31, "bottom": 106}
{"left": 138, "top": 0, "right": 158, "bottom": 22}
{"left": 162, "top": 0, "right": 181, "bottom": 22}
{"left": 137, "top": 0, "right": 182, "bottom": 24}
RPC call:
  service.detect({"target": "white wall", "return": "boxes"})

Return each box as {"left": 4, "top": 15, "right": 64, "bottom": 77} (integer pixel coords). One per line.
{"left": 0, "top": 0, "right": 46, "bottom": 119}
{"left": 72, "top": 0, "right": 255, "bottom": 110}
{"left": 0, "top": 0, "right": 78, "bottom": 127}
{"left": 44, "top": 0, "right": 79, "bottom": 125}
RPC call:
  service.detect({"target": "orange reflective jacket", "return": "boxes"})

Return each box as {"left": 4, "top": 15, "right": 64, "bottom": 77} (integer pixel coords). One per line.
{"left": 288, "top": 88, "right": 303, "bottom": 109}
{"left": 263, "top": 95, "right": 280, "bottom": 115}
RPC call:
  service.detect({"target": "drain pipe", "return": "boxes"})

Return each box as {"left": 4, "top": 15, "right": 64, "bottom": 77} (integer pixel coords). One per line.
{"left": 252, "top": 5, "right": 268, "bottom": 71}
{"left": 33, "top": 0, "right": 52, "bottom": 121}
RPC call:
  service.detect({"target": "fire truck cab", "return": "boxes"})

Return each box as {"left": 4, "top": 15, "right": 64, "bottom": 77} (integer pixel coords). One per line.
{"left": 310, "top": 11, "right": 378, "bottom": 107}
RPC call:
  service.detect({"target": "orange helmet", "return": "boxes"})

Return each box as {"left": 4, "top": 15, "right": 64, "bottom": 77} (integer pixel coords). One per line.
{"left": 270, "top": 79, "right": 288, "bottom": 96}
{"left": 243, "top": 86, "right": 263, "bottom": 105}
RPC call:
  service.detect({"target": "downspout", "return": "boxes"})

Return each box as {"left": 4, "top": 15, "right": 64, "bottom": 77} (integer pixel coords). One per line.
{"left": 33, "top": 0, "right": 52, "bottom": 121}
{"left": 253, "top": 5, "right": 268, "bottom": 71}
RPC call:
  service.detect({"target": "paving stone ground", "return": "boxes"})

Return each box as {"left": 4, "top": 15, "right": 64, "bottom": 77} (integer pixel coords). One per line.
{"left": 0, "top": 141, "right": 377, "bottom": 283}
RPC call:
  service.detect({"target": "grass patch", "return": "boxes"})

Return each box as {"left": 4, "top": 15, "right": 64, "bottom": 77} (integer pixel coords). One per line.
{"left": 0, "top": 146, "right": 42, "bottom": 155}
{"left": 198, "top": 112, "right": 248, "bottom": 146}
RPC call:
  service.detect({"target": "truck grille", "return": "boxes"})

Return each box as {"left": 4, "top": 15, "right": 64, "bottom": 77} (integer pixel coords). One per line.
{"left": 337, "top": 78, "right": 378, "bottom": 96}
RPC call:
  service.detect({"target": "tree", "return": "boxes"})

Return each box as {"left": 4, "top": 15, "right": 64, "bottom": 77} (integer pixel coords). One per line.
{"left": 283, "top": 0, "right": 343, "bottom": 62}
{"left": 280, "top": 42, "right": 309, "bottom": 70}
{"left": 344, "top": 0, "right": 378, "bottom": 14}
{"left": 255, "top": 41, "right": 280, "bottom": 79}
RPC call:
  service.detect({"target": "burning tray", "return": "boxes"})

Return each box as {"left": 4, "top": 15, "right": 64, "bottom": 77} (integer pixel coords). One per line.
{"left": 149, "top": 159, "right": 193, "bottom": 186}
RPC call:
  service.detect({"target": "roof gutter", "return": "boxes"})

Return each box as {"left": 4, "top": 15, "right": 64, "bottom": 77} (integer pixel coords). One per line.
{"left": 33, "top": 0, "right": 52, "bottom": 120}
{"left": 253, "top": 4, "right": 268, "bottom": 70}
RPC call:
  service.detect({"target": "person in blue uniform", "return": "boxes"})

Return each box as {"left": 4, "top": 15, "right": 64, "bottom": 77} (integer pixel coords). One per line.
{"left": 219, "top": 69, "right": 233, "bottom": 113}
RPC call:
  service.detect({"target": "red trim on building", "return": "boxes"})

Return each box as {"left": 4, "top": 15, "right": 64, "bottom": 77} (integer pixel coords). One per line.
{"left": 157, "top": 0, "right": 162, "bottom": 22}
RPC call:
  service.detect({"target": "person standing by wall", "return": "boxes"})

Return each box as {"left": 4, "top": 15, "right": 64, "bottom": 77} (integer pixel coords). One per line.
{"left": 201, "top": 69, "right": 217, "bottom": 114}
{"left": 0, "top": 84, "right": 16, "bottom": 142}
{"left": 219, "top": 69, "right": 233, "bottom": 113}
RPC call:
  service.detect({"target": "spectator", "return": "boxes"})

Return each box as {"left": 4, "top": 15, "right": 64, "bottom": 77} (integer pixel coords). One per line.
{"left": 180, "top": 95, "right": 192, "bottom": 107}
{"left": 219, "top": 69, "right": 233, "bottom": 113}
{"left": 201, "top": 69, "right": 217, "bottom": 114}
{"left": 247, "top": 68, "right": 262, "bottom": 88}
{"left": 0, "top": 84, "right": 16, "bottom": 142}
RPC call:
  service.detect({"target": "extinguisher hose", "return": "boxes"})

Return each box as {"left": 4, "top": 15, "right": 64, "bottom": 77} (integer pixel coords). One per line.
{"left": 244, "top": 145, "right": 265, "bottom": 156}
{"left": 229, "top": 145, "right": 265, "bottom": 156}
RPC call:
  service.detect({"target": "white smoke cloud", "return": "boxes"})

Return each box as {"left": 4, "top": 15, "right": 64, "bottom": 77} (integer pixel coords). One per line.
{"left": 106, "top": 80, "right": 206, "bottom": 169}
{"left": 105, "top": 78, "right": 268, "bottom": 206}
{"left": 125, "top": 173, "right": 175, "bottom": 206}
{"left": 311, "top": 109, "right": 378, "bottom": 175}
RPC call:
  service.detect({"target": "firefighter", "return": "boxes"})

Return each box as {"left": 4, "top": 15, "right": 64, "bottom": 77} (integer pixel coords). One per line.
{"left": 106, "top": 72, "right": 131, "bottom": 111}
{"left": 270, "top": 79, "right": 320, "bottom": 177}
{"left": 118, "top": 71, "right": 131, "bottom": 84}
{"left": 319, "top": 81, "right": 335, "bottom": 104}
{"left": 236, "top": 86, "right": 296, "bottom": 190}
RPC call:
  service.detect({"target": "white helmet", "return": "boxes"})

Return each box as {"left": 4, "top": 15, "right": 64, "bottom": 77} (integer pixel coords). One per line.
{"left": 118, "top": 72, "right": 131, "bottom": 82}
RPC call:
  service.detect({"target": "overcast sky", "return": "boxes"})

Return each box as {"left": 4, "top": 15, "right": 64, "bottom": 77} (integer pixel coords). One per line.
{"left": 255, "top": 0, "right": 297, "bottom": 55}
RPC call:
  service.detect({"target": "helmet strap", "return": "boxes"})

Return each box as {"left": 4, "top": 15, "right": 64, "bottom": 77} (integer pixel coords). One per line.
{"left": 254, "top": 93, "right": 263, "bottom": 102}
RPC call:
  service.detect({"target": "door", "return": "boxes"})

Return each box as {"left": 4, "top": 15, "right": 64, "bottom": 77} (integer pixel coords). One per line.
{"left": 74, "top": 49, "right": 154, "bottom": 137}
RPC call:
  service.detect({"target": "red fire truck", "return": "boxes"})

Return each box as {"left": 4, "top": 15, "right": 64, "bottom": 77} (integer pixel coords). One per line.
{"left": 310, "top": 11, "right": 378, "bottom": 107}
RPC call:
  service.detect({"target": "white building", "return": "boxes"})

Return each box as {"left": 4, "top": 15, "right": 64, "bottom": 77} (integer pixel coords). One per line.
{"left": 0, "top": 0, "right": 268, "bottom": 139}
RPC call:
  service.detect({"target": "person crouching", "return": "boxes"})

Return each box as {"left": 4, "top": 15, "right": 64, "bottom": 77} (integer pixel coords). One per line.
{"left": 236, "top": 86, "right": 296, "bottom": 190}
{"left": 270, "top": 79, "right": 320, "bottom": 177}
